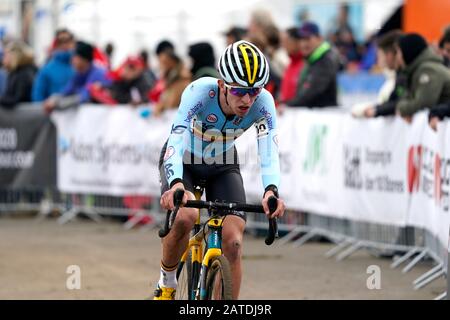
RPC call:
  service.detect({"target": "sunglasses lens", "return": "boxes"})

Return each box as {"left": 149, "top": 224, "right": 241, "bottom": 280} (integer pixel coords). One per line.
{"left": 229, "top": 87, "right": 261, "bottom": 97}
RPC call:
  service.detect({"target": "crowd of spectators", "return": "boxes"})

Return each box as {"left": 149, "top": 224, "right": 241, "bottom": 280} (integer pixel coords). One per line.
{"left": 0, "top": 5, "right": 450, "bottom": 129}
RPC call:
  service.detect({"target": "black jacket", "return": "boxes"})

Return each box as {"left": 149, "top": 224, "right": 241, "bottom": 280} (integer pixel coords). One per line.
{"left": 0, "top": 64, "right": 37, "bottom": 108}
{"left": 286, "top": 43, "right": 339, "bottom": 108}
{"left": 110, "top": 75, "right": 151, "bottom": 104}
{"left": 374, "top": 72, "right": 407, "bottom": 117}
{"left": 429, "top": 102, "right": 450, "bottom": 120}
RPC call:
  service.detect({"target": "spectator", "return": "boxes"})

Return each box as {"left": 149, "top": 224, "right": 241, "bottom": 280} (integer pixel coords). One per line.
{"left": 395, "top": 33, "right": 450, "bottom": 119}
{"left": 438, "top": 30, "right": 450, "bottom": 68}
{"left": 333, "top": 3, "right": 360, "bottom": 68}
{"left": 248, "top": 9, "right": 289, "bottom": 81}
{"left": 283, "top": 22, "right": 339, "bottom": 108}
{"left": 0, "top": 40, "right": 36, "bottom": 108}
{"left": 148, "top": 40, "right": 176, "bottom": 104}
{"left": 187, "top": 42, "right": 219, "bottom": 80}
{"left": 0, "top": 48, "right": 7, "bottom": 96}
{"left": 32, "top": 28, "right": 75, "bottom": 102}
{"left": 139, "top": 49, "right": 157, "bottom": 89}
{"left": 90, "top": 55, "right": 151, "bottom": 106}
{"left": 352, "top": 30, "right": 406, "bottom": 118}
{"left": 155, "top": 39, "right": 175, "bottom": 56}
{"left": 152, "top": 49, "right": 191, "bottom": 116}
{"left": 43, "top": 40, "right": 108, "bottom": 114}
{"left": 279, "top": 27, "right": 304, "bottom": 103}
{"left": 223, "top": 26, "right": 247, "bottom": 46}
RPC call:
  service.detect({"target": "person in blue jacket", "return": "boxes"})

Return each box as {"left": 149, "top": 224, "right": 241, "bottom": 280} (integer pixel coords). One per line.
{"left": 43, "top": 40, "right": 108, "bottom": 113}
{"left": 32, "top": 29, "right": 75, "bottom": 102}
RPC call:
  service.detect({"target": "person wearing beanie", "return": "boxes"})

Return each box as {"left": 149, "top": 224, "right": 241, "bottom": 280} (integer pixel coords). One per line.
{"left": 43, "top": 40, "right": 109, "bottom": 114}
{"left": 187, "top": 42, "right": 219, "bottom": 81}
{"left": 395, "top": 33, "right": 450, "bottom": 118}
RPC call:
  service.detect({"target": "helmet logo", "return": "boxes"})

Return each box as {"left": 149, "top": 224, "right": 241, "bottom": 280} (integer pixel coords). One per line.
{"left": 238, "top": 44, "right": 259, "bottom": 85}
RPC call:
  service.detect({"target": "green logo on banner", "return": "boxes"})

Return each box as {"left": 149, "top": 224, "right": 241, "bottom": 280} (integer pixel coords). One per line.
{"left": 303, "top": 125, "right": 328, "bottom": 174}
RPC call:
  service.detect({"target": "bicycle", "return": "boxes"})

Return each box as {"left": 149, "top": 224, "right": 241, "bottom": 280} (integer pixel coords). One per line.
{"left": 158, "top": 187, "right": 279, "bottom": 300}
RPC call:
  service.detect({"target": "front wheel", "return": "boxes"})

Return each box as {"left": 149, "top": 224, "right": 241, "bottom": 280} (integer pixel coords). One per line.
{"left": 205, "top": 255, "right": 233, "bottom": 300}
{"left": 175, "top": 250, "right": 192, "bottom": 300}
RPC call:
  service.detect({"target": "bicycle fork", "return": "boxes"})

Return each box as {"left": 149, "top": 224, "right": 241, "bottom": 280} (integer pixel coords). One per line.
{"left": 196, "top": 218, "right": 223, "bottom": 300}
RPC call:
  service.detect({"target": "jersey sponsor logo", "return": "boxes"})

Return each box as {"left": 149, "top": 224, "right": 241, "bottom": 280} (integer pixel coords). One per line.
{"left": 164, "top": 163, "right": 174, "bottom": 180}
{"left": 209, "top": 90, "right": 216, "bottom": 98}
{"left": 171, "top": 124, "right": 187, "bottom": 134}
{"left": 255, "top": 117, "right": 269, "bottom": 137}
{"left": 258, "top": 107, "right": 274, "bottom": 130}
{"left": 184, "top": 101, "right": 203, "bottom": 123}
{"left": 206, "top": 114, "right": 218, "bottom": 123}
{"left": 163, "top": 146, "right": 175, "bottom": 161}
{"left": 233, "top": 116, "right": 243, "bottom": 126}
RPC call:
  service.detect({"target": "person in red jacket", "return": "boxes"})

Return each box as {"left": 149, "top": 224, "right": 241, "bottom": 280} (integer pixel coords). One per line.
{"left": 280, "top": 27, "right": 304, "bottom": 102}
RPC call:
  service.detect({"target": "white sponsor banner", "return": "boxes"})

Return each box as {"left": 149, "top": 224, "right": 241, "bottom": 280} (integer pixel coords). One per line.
{"left": 52, "top": 105, "right": 172, "bottom": 196}
{"left": 339, "top": 115, "right": 409, "bottom": 226}
{"left": 288, "top": 109, "right": 345, "bottom": 217}
{"left": 51, "top": 105, "right": 450, "bottom": 247}
{"left": 404, "top": 113, "right": 450, "bottom": 251}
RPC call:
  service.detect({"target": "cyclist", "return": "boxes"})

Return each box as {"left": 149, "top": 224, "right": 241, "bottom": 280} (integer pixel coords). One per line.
{"left": 154, "top": 40, "right": 286, "bottom": 300}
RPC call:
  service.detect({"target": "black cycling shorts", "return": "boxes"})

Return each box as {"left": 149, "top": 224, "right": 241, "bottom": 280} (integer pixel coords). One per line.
{"left": 159, "top": 141, "right": 246, "bottom": 221}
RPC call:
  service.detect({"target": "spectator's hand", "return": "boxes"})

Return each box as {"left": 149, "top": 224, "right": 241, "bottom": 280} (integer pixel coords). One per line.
{"left": 429, "top": 116, "right": 439, "bottom": 131}
{"left": 402, "top": 116, "right": 413, "bottom": 123}
{"left": 43, "top": 98, "right": 57, "bottom": 114}
{"left": 363, "top": 107, "right": 376, "bottom": 118}
{"left": 276, "top": 103, "right": 286, "bottom": 116}
{"left": 152, "top": 103, "right": 164, "bottom": 117}
{"left": 351, "top": 102, "right": 373, "bottom": 118}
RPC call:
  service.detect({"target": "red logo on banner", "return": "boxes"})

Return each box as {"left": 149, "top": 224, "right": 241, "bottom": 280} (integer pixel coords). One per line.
{"left": 407, "top": 145, "right": 422, "bottom": 193}
{"left": 435, "top": 153, "right": 441, "bottom": 204}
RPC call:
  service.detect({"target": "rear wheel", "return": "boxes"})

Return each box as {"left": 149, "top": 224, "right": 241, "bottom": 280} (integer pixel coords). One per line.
{"left": 205, "top": 255, "right": 233, "bottom": 300}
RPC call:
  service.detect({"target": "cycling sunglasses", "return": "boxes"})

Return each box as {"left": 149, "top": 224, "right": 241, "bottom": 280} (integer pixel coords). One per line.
{"left": 224, "top": 83, "right": 262, "bottom": 97}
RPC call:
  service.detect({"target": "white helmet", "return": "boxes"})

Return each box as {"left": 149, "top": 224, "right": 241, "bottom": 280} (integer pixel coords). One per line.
{"left": 218, "top": 40, "right": 270, "bottom": 88}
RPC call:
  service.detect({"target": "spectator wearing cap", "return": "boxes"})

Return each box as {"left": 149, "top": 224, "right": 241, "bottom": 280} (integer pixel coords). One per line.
{"left": 0, "top": 40, "right": 37, "bottom": 108}
{"left": 89, "top": 55, "right": 151, "bottom": 106}
{"left": 223, "top": 26, "right": 247, "bottom": 46}
{"left": 188, "top": 42, "right": 219, "bottom": 81}
{"left": 280, "top": 27, "right": 305, "bottom": 102}
{"left": 395, "top": 33, "right": 450, "bottom": 120}
{"left": 32, "top": 28, "right": 75, "bottom": 102}
{"left": 43, "top": 40, "right": 108, "bottom": 113}
{"left": 283, "top": 21, "right": 339, "bottom": 108}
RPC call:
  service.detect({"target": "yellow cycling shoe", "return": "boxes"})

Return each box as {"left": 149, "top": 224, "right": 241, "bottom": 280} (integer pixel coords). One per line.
{"left": 153, "top": 284, "right": 176, "bottom": 300}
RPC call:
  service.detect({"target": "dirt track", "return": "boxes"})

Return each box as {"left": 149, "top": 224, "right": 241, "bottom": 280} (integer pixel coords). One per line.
{"left": 0, "top": 215, "right": 446, "bottom": 300}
